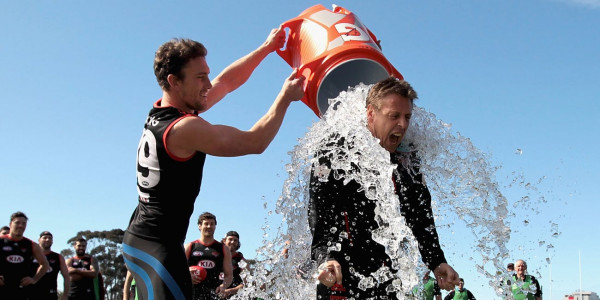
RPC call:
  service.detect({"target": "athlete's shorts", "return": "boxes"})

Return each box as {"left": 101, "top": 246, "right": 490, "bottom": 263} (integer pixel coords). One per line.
{"left": 123, "top": 232, "right": 192, "bottom": 300}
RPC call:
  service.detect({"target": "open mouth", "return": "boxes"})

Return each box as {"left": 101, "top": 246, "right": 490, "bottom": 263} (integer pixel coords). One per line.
{"left": 390, "top": 132, "right": 403, "bottom": 144}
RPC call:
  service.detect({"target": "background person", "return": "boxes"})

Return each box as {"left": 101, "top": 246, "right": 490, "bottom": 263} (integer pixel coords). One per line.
{"left": 185, "top": 212, "right": 232, "bottom": 299}
{"left": 443, "top": 278, "right": 476, "bottom": 300}
{"left": 507, "top": 263, "right": 514, "bottom": 273}
{"left": 511, "top": 259, "right": 542, "bottom": 300}
{"left": 500, "top": 262, "right": 516, "bottom": 299}
{"left": 221, "top": 231, "right": 246, "bottom": 298}
{"left": 507, "top": 262, "right": 515, "bottom": 285}
{"left": 123, "top": 26, "right": 304, "bottom": 300}
{"left": 31, "top": 231, "right": 70, "bottom": 300}
{"left": 66, "top": 237, "right": 98, "bottom": 300}
{"left": 423, "top": 271, "right": 442, "bottom": 300}
{"left": 0, "top": 211, "right": 49, "bottom": 300}
{"left": 0, "top": 225, "right": 9, "bottom": 235}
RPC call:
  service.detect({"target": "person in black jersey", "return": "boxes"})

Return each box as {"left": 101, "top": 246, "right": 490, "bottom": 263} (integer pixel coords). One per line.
{"left": 221, "top": 231, "right": 246, "bottom": 298}
{"left": 123, "top": 26, "right": 304, "bottom": 300}
{"left": 185, "top": 212, "right": 232, "bottom": 299}
{"left": 66, "top": 238, "right": 97, "bottom": 300}
{"left": 31, "top": 231, "right": 70, "bottom": 300}
{"left": 0, "top": 211, "right": 49, "bottom": 300}
{"left": 308, "top": 78, "right": 460, "bottom": 299}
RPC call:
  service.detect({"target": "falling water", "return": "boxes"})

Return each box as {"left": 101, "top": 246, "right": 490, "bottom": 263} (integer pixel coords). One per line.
{"left": 235, "top": 83, "right": 556, "bottom": 299}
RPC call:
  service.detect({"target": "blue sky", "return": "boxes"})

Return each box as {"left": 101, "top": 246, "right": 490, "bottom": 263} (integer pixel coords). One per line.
{"left": 1, "top": 1, "right": 598, "bottom": 299}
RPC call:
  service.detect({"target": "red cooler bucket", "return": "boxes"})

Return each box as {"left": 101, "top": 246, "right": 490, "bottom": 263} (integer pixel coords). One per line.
{"left": 277, "top": 4, "right": 403, "bottom": 117}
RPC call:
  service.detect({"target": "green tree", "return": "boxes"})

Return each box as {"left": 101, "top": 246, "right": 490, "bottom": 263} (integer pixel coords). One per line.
{"left": 63, "top": 229, "right": 127, "bottom": 300}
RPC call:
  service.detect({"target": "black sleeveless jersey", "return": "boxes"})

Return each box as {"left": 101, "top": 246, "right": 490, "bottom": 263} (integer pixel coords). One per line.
{"left": 67, "top": 255, "right": 94, "bottom": 297}
{"left": 32, "top": 251, "right": 61, "bottom": 297}
{"left": 187, "top": 240, "right": 225, "bottom": 290}
{"left": 231, "top": 252, "right": 245, "bottom": 287}
{"left": 128, "top": 100, "right": 207, "bottom": 244}
{"left": 0, "top": 236, "right": 35, "bottom": 288}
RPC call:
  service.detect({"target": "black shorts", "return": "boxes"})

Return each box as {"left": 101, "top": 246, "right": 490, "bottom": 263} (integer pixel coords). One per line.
{"left": 123, "top": 232, "right": 192, "bottom": 300}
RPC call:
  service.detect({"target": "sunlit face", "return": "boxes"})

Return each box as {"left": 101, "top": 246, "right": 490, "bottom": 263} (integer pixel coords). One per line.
{"left": 172, "top": 56, "right": 212, "bottom": 113}
{"left": 515, "top": 260, "right": 527, "bottom": 277}
{"left": 75, "top": 241, "right": 87, "bottom": 257}
{"left": 367, "top": 94, "right": 413, "bottom": 153}
{"left": 9, "top": 217, "right": 27, "bottom": 238}
{"left": 39, "top": 235, "right": 53, "bottom": 250}
{"left": 458, "top": 280, "right": 464, "bottom": 289}
{"left": 224, "top": 235, "right": 239, "bottom": 251}
{"left": 199, "top": 219, "right": 216, "bottom": 238}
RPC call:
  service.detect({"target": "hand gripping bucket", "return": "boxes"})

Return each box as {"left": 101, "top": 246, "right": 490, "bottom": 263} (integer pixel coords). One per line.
{"left": 277, "top": 4, "right": 403, "bottom": 117}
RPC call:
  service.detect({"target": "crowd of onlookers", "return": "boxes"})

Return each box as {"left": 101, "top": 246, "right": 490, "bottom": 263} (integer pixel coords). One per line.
{"left": 1, "top": 210, "right": 543, "bottom": 300}
{"left": 1, "top": 211, "right": 107, "bottom": 299}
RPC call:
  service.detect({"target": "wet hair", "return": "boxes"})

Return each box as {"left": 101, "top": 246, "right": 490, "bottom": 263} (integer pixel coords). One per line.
{"left": 366, "top": 77, "right": 418, "bottom": 110}
{"left": 10, "top": 211, "right": 28, "bottom": 222}
{"left": 154, "top": 38, "right": 208, "bottom": 91}
{"left": 198, "top": 212, "right": 217, "bottom": 225}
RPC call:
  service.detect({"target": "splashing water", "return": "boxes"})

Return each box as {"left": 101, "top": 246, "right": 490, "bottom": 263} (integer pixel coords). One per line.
{"left": 236, "top": 83, "right": 553, "bottom": 299}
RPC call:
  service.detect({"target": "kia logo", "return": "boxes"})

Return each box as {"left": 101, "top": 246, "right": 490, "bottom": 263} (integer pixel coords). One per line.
{"left": 199, "top": 260, "right": 215, "bottom": 268}
{"left": 7, "top": 255, "right": 24, "bottom": 263}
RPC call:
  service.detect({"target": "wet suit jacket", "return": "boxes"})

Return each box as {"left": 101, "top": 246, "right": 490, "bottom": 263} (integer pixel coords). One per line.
{"left": 308, "top": 137, "right": 447, "bottom": 280}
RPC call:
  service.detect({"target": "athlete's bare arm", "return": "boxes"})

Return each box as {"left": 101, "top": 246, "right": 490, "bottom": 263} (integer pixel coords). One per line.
{"left": 202, "top": 26, "right": 287, "bottom": 112}
{"left": 216, "top": 245, "right": 233, "bottom": 296}
{"left": 167, "top": 69, "right": 304, "bottom": 158}
{"left": 123, "top": 270, "right": 134, "bottom": 300}
{"left": 59, "top": 254, "right": 70, "bottom": 300}
{"left": 67, "top": 257, "right": 98, "bottom": 280}
{"left": 22, "top": 243, "right": 49, "bottom": 286}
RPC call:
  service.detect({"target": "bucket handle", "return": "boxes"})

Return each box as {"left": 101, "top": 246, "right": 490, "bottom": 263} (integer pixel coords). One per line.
{"left": 366, "top": 27, "right": 382, "bottom": 50}
{"left": 276, "top": 18, "right": 305, "bottom": 67}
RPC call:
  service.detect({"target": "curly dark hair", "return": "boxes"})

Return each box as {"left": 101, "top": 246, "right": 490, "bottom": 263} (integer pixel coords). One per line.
{"left": 154, "top": 38, "right": 208, "bottom": 91}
